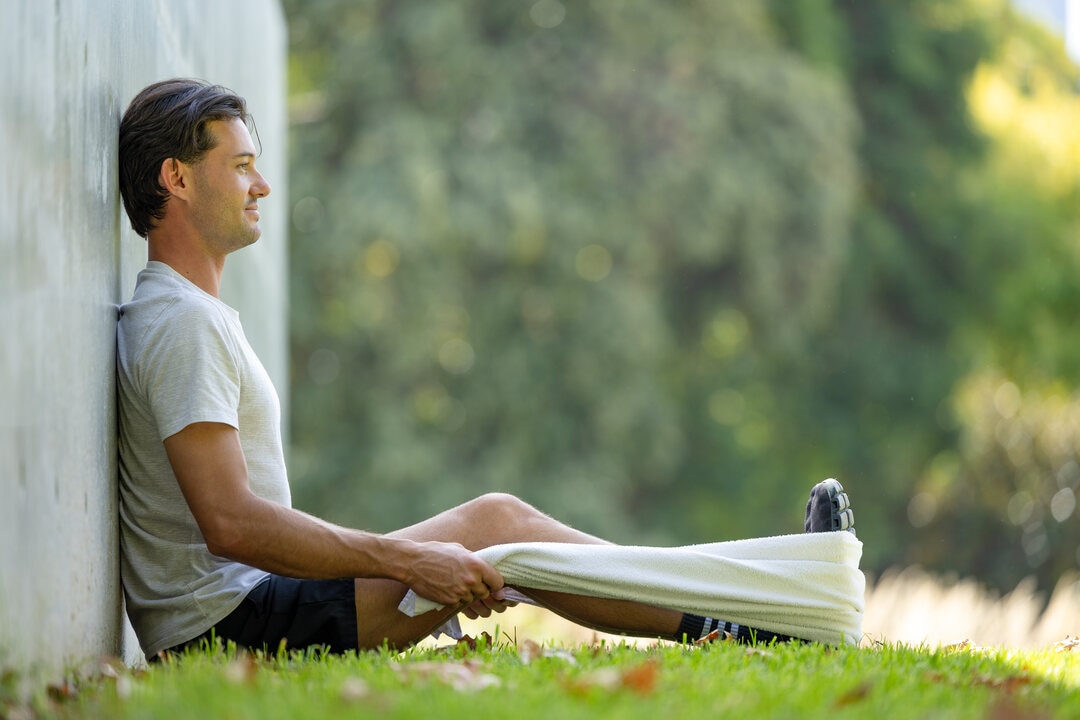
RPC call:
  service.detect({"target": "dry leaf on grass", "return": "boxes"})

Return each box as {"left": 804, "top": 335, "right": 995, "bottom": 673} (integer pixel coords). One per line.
{"left": 833, "top": 682, "right": 872, "bottom": 708}
{"left": 518, "top": 639, "right": 577, "bottom": 665}
{"left": 394, "top": 660, "right": 501, "bottom": 692}
{"left": 339, "top": 677, "right": 370, "bottom": 702}
{"left": 694, "top": 629, "right": 735, "bottom": 645}
{"left": 620, "top": 660, "right": 660, "bottom": 694}
{"left": 925, "top": 670, "right": 1035, "bottom": 695}
{"left": 987, "top": 696, "right": 1052, "bottom": 720}
{"left": 972, "top": 673, "right": 1035, "bottom": 694}
{"left": 96, "top": 658, "right": 135, "bottom": 700}
{"left": 45, "top": 679, "right": 78, "bottom": 702}
{"left": 224, "top": 653, "right": 259, "bottom": 685}
{"left": 563, "top": 659, "right": 659, "bottom": 697}
{"left": 1053, "top": 635, "right": 1079, "bottom": 652}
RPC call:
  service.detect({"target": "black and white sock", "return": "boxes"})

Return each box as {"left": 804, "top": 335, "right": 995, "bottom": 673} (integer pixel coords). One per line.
{"left": 674, "top": 613, "right": 730, "bottom": 642}
{"left": 673, "top": 613, "right": 794, "bottom": 644}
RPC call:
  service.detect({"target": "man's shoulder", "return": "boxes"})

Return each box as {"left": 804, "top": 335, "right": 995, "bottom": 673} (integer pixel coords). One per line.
{"left": 119, "top": 279, "right": 238, "bottom": 366}
{"left": 120, "top": 266, "right": 232, "bottom": 333}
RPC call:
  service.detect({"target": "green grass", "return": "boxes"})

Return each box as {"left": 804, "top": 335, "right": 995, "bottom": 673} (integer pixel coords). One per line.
{"left": 8, "top": 635, "right": 1080, "bottom": 720}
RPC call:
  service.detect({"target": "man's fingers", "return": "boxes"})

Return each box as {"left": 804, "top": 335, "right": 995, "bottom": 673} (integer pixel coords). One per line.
{"left": 409, "top": 541, "right": 505, "bottom": 607}
{"left": 480, "top": 564, "right": 505, "bottom": 593}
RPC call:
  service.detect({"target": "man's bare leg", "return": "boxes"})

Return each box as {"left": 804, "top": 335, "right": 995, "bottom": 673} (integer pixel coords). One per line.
{"left": 353, "top": 493, "right": 682, "bottom": 649}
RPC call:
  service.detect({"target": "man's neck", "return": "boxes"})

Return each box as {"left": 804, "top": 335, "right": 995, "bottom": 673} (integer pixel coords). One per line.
{"left": 147, "top": 238, "right": 226, "bottom": 298}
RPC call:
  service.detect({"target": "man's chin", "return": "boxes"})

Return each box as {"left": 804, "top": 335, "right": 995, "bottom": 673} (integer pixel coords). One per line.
{"left": 225, "top": 230, "right": 261, "bottom": 254}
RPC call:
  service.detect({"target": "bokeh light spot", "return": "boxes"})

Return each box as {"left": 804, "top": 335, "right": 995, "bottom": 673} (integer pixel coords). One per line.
{"left": 703, "top": 309, "right": 749, "bottom": 360}
{"left": 1050, "top": 487, "right": 1076, "bottom": 522}
{"left": 575, "top": 244, "right": 612, "bottom": 282}
{"left": 364, "top": 239, "right": 400, "bottom": 278}
{"left": 308, "top": 348, "right": 340, "bottom": 385}
{"left": 292, "top": 196, "right": 327, "bottom": 234}
{"left": 1007, "top": 490, "right": 1035, "bottom": 526}
{"left": 438, "top": 337, "right": 475, "bottom": 374}
{"left": 708, "top": 389, "right": 745, "bottom": 426}
{"left": 994, "top": 381, "right": 1022, "bottom": 419}
{"left": 908, "top": 492, "right": 938, "bottom": 528}
{"left": 530, "top": 0, "right": 566, "bottom": 29}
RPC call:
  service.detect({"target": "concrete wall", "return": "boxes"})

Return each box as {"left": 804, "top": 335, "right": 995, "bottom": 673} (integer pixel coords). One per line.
{"left": 0, "top": 0, "right": 287, "bottom": 676}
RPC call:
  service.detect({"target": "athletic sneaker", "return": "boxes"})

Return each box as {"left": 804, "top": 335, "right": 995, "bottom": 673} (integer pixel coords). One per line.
{"left": 804, "top": 478, "right": 855, "bottom": 534}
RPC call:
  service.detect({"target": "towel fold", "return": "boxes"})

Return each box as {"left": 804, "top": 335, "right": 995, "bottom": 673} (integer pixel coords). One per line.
{"left": 399, "top": 532, "right": 864, "bottom": 645}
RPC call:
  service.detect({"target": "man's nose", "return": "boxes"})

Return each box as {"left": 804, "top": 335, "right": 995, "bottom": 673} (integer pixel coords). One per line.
{"left": 252, "top": 171, "right": 272, "bottom": 198}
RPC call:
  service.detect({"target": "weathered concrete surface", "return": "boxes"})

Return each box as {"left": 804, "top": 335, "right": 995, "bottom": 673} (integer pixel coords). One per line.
{"left": 0, "top": 0, "right": 287, "bottom": 675}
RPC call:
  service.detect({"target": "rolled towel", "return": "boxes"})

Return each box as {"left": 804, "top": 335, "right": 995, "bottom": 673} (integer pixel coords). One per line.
{"left": 399, "top": 531, "right": 864, "bottom": 645}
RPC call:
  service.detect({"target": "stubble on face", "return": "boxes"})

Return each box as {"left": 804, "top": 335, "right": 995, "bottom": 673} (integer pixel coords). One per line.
{"left": 188, "top": 118, "right": 269, "bottom": 256}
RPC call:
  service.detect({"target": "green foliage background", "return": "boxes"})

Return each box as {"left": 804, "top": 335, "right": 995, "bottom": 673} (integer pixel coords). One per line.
{"left": 280, "top": 0, "right": 1080, "bottom": 594}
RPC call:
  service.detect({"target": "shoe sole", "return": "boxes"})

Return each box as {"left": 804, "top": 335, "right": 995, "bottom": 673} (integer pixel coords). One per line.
{"left": 808, "top": 478, "right": 855, "bottom": 533}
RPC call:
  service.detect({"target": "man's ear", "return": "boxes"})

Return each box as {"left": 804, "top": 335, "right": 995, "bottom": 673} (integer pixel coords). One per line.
{"left": 159, "top": 158, "right": 193, "bottom": 201}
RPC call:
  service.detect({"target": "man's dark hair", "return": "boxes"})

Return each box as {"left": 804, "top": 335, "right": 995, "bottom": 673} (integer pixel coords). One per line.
{"left": 118, "top": 78, "right": 249, "bottom": 238}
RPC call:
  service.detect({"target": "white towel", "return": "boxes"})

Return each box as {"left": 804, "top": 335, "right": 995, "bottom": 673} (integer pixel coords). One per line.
{"left": 399, "top": 532, "right": 864, "bottom": 645}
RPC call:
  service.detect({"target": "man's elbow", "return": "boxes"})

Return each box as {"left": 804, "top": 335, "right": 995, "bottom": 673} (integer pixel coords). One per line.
{"left": 200, "top": 516, "right": 251, "bottom": 561}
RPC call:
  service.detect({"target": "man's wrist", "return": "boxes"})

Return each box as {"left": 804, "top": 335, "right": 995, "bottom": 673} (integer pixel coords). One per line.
{"left": 372, "top": 535, "right": 421, "bottom": 584}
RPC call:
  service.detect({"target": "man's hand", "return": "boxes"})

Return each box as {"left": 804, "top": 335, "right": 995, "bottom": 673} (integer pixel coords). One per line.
{"left": 399, "top": 541, "right": 505, "bottom": 609}
{"left": 461, "top": 588, "right": 519, "bottom": 620}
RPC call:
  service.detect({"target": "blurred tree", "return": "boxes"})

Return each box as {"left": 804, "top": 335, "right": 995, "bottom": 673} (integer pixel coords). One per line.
{"left": 771, "top": 0, "right": 1080, "bottom": 590}
{"left": 281, "top": 0, "right": 1080, "bottom": 594}
{"left": 282, "top": 0, "right": 857, "bottom": 541}
{"left": 761, "top": 0, "right": 996, "bottom": 572}
{"left": 913, "top": 12, "right": 1080, "bottom": 592}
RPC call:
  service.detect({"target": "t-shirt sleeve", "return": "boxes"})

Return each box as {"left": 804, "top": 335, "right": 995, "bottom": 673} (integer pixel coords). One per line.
{"left": 138, "top": 299, "right": 242, "bottom": 441}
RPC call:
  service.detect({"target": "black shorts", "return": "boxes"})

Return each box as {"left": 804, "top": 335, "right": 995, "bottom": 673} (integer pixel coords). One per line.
{"left": 174, "top": 575, "right": 359, "bottom": 656}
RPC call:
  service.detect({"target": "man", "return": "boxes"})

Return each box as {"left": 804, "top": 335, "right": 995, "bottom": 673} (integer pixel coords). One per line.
{"left": 116, "top": 78, "right": 859, "bottom": 660}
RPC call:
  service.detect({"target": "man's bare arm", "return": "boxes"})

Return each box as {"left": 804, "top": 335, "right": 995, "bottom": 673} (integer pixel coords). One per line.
{"left": 163, "top": 421, "right": 503, "bottom": 607}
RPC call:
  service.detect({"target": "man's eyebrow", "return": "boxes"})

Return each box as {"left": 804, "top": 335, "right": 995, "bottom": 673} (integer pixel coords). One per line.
{"left": 232, "top": 152, "right": 256, "bottom": 160}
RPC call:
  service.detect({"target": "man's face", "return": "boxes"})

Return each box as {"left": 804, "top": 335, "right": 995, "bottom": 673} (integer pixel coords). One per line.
{"left": 188, "top": 118, "right": 271, "bottom": 254}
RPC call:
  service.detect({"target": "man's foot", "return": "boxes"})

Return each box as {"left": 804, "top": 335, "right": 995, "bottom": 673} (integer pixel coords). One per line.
{"left": 804, "top": 478, "right": 855, "bottom": 534}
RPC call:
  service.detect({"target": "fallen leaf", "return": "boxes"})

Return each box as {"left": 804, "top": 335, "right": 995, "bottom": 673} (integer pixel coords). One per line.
{"left": 563, "top": 668, "right": 622, "bottom": 696}
{"left": 518, "top": 639, "right": 541, "bottom": 665}
{"left": 97, "top": 661, "right": 135, "bottom": 701}
{"left": 340, "top": 677, "right": 370, "bottom": 702}
{"left": 543, "top": 648, "right": 578, "bottom": 664}
{"left": 925, "top": 669, "right": 1035, "bottom": 695}
{"left": 224, "top": 653, "right": 258, "bottom": 685}
{"left": 694, "top": 630, "right": 721, "bottom": 645}
{"left": 45, "top": 679, "right": 78, "bottom": 702}
{"left": 96, "top": 657, "right": 125, "bottom": 679}
{"left": 518, "top": 639, "right": 577, "bottom": 666}
{"left": 1054, "top": 635, "right": 1079, "bottom": 652}
{"left": 564, "top": 660, "right": 659, "bottom": 697}
{"left": 972, "top": 673, "right": 1034, "bottom": 694}
{"left": 987, "top": 696, "right": 1052, "bottom": 720}
{"left": 620, "top": 660, "right": 659, "bottom": 695}
{"left": 943, "top": 639, "right": 993, "bottom": 654}
{"left": 834, "top": 682, "right": 872, "bottom": 708}
{"left": 924, "top": 671, "right": 948, "bottom": 685}
{"left": 394, "top": 660, "right": 501, "bottom": 692}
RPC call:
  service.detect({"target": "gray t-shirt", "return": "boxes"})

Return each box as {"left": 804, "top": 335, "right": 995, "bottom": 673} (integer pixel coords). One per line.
{"left": 117, "top": 261, "right": 290, "bottom": 657}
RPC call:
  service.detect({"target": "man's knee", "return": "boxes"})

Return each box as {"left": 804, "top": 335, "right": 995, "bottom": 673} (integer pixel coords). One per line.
{"left": 465, "top": 492, "right": 539, "bottom": 526}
